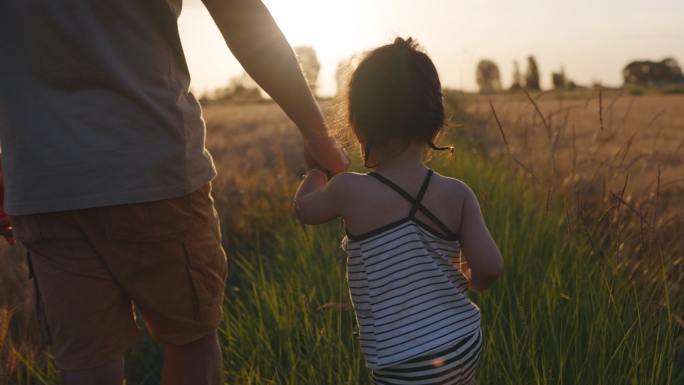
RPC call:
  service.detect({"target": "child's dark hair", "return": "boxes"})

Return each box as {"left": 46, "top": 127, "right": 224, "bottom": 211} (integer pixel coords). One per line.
{"left": 335, "top": 37, "right": 452, "bottom": 167}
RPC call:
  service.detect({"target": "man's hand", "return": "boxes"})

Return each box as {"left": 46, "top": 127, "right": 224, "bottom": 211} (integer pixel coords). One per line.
{"left": 0, "top": 156, "right": 16, "bottom": 246}
{"left": 304, "top": 134, "right": 350, "bottom": 176}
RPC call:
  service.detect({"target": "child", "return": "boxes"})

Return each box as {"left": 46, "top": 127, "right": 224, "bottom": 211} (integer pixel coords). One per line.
{"left": 295, "top": 37, "right": 503, "bottom": 385}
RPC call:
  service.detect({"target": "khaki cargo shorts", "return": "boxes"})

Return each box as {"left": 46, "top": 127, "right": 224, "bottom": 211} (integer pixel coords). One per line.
{"left": 11, "top": 183, "right": 227, "bottom": 371}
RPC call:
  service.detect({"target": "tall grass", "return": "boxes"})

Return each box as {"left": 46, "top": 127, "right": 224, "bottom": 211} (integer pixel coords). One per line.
{"left": 439, "top": 153, "right": 681, "bottom": 384}
{"left": 2, "top": 100, "right": 682, "bottom": 384}
{"left": 209, "top": 145, "right": 683, "bottom": 384}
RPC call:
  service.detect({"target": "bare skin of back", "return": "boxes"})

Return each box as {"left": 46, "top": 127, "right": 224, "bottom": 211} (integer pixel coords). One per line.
{"left": 296, "top": 140, "right": 503, "bottom": 292}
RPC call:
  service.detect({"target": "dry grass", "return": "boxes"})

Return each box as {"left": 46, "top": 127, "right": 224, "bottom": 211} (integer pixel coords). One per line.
{"left": 460, "top": 88, "right": 684, "bottom": 284}
{"left": 0, "top": 245, "right": 44, "bottom": 383}
{"left": 201, "top": 102, "right": 309, "bottom": 249}
{"left": 0, "top": 93, "right": 681, "bottom": 383}
{"left": 204, "top": 103, "right": 340, "bottom": 247}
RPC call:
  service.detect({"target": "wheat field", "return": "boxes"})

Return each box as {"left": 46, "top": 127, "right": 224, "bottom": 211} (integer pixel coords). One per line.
{"left": 1, "top": 91, "right": 683, "bottom": 384}
{"left": 461, "top": 89, "right": 684, "bottom": 282}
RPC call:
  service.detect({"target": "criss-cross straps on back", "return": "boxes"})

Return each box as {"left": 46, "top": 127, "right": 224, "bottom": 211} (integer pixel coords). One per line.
{"left": 368, "top": 169, "right": 455, "bottom": 237}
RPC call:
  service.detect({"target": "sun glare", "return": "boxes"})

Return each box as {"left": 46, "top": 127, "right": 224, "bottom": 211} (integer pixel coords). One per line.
{"left": 264, "top": 0, "right": 370, "bottom": 63}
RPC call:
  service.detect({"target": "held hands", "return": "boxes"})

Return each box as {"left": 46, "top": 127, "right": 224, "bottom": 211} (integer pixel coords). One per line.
{"left": 303, "top": 133, "right": 350, "bottom": 175}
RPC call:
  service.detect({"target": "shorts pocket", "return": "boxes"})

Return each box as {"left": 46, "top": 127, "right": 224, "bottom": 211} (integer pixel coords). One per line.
{"left": 184, "top": 221, "right": 227, "bottom": 322}
{"left": 105, "top": 194, "right": 194, "bottom": 242}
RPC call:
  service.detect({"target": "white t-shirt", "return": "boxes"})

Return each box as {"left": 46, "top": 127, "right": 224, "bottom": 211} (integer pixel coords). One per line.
{"left": 0, "top": 0, "right": 216, "bottom": 215}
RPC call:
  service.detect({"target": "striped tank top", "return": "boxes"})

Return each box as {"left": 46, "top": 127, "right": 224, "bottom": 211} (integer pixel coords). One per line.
{"left": 343, "top": 169, "right": 481, "bottom": 370}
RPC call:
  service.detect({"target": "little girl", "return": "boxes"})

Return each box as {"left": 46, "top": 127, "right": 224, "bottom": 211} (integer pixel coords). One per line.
{"left": 295, "top": 37, "right": 503, "bottom": 385}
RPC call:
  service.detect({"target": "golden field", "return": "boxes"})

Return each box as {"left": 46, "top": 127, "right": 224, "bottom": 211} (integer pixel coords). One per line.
{"left": 0, "top": 90, "right": 682, "bottom": 384}
{"left": 459, "top": 89, "right": 683, "bottom": 280}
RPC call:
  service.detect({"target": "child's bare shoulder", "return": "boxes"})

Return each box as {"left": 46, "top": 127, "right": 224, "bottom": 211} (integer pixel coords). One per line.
{"left": 328, "top": 171, "right": 367, "bottom": 187}
{"left": 326, "top": 171, "right": 373, "bottom": 199}
{"left": 431, "top": 172, "right": 475, "bottom": 199}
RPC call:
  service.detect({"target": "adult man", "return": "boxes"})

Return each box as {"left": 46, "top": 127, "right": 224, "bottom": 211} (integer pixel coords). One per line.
{"left": 0, "top": 0, "right": 349, "bottom": 384}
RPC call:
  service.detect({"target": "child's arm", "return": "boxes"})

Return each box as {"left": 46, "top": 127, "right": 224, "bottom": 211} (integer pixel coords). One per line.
{"left": 294, "top": 168, "right": 347, "bottom": 225}
{"left": 458, "top": 186, "right": 503, "bottom": 291}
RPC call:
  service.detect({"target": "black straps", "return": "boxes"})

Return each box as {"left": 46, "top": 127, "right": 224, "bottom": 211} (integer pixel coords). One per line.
{"left": 410, "top": 170, "right": 434, "bottom": 218}
{"left": 368, "top": 170, "right": 453, "bottom": 236}
{"left": 368, "top": 172, "right": 418, "bottom": 205}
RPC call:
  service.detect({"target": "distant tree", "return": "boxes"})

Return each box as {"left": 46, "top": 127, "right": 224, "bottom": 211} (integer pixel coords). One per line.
{"left": 510, "top": 60, "right": 523, "bottom": 90}
{"left": 552, "top": 66, "right": 566, "bottom": 89}
{"left": 199, "top": 72, "right": 263, "bottom": 104}
{"left": 228, "top": 72, "right": 260, "bottom": 91}
{"left": 623, "top": 58, "right": 684, "bottom": 86}
{"left": 294, "top": 46, "right": 321, "bottom": 96}
{"left": 525, "top": 56, "right": 540, "bottom": 90}
{"left": 475, "top": 59, "right": 502, "bottom": 94}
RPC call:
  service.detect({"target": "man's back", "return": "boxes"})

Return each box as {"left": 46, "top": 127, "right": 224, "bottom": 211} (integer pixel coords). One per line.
{"left": 0, "top": 0, "right": 215, "bottom": 216}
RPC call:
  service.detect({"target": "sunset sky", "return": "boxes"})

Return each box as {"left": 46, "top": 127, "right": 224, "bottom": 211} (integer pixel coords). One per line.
{"left": 178, "top": 0, "right": 684, "bottom": 96}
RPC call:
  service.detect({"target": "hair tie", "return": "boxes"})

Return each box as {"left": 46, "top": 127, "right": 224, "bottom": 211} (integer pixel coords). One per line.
{"left": 393, "top": 37, "right": 415, "bottom": 49}
{"left": 427, "top": 141, "right": 454, "bottom": 154}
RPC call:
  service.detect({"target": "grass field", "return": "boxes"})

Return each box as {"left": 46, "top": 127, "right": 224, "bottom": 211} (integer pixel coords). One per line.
{"left": 459, "top": 89, "right": 684, "bottom": 285}
{"left": 1, "top": 91, "right": 683, "bottom": 384}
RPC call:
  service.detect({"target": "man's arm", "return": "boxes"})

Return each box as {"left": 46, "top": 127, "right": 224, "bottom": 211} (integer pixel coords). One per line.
{"left": 202, "top": 0, "right": 349, "bottom": 175}
{"left": 0, "top": 154, "right": 16, "bottom": 246}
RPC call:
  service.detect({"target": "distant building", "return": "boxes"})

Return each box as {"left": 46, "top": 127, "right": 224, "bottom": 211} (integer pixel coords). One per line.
{"left": 623, "top": 58, "right": 684, "bottom": 87}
